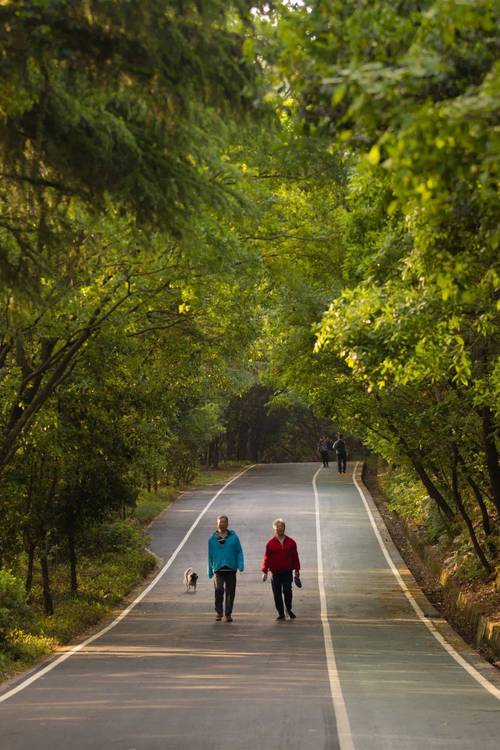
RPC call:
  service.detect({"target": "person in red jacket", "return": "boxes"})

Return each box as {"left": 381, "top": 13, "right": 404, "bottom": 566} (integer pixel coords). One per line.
{"left": 261, "top": 518, "right": 301, "bottom": 620}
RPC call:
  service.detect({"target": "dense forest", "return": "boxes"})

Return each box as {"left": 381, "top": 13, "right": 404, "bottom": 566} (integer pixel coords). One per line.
{"left": 0, "top": 0, "right": 499, "bottom": 669}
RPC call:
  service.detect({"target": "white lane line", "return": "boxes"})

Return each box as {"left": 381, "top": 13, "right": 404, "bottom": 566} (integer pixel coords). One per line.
{"left": 313, "top": 467, "right": 355, "bottom": 750}
{"left": 352, "top": 462, "right": 500, "bottom": 701}
{"left": 0, "top": 465, "right": 255, "bottom": 704}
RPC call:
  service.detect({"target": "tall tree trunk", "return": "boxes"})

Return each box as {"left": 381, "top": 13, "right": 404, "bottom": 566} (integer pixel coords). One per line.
{"left": 238, "top": 426, "right": 248, "bottom": 461}
{"left": 409, "top": 454, "right": 455, "bottom": 521}
{"left": 456, "top": 451, "right": 492, "bottom": 537}
{"left": 451, "top": 445, "right": 492, "bottom": 574}
{"left": 25, "top": 541, "right": 36, "bottom": 595}
{"left": 68, "top": 532, "right": 78, "bottom": 593}
{"left": 40, "top": 555, "right": 54, "bottom": 615}
{"left": 482, "top": 407, "right": 500, "bottom": 516}
{"left": 209, "top": 438, "right": 220, "bottom": 469}
{"left": 382, "top": 412, "right": 455, "bottom": 520}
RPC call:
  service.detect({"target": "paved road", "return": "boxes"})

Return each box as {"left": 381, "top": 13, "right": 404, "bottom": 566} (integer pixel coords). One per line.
{"left": 1, "top": 463, "right": 499, "bottom": 749}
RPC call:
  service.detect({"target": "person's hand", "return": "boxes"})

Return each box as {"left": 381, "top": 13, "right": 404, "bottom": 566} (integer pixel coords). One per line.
{"left": 262, "top": 573, "right": 267, "bottom": 582}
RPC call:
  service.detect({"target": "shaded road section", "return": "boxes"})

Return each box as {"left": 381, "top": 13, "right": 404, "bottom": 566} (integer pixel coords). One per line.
{"left": 317, "top": 466, "right": 500, "bottom": 749}
{"left": 1, "top": 462, "right": 499, "bottom": 749}
{"left": 0, "top": 464, "right": 336, "bottom": 750}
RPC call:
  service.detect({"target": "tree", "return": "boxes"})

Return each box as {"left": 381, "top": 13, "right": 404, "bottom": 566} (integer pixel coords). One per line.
{"left": 0, "top": 0, "right": 263, "bottom": 475}
{"left": 248, "top": 0, "right": 500, "bottom": 572}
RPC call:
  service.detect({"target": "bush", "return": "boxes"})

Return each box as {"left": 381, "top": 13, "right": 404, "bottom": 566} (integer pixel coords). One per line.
{"left": 0, "top": 650, "right": 11, "bottom": 674}
{"left": 0, "top": 570, "right": 28, "bottom": 643}
{"left": 0, "top": 524, "right": 157, "bottom": 677}
{"left": 39, "top": 547, "right": 155, "bottom": 643}
{"left": 164, "top": 445, "right": 196, "bottom": 486}
{"left": 39, "top": 599, "right": 106, "bottom": 644}
{"left": 381, "top": 467, "right": 430, "bottom": 526}
{"left": 78, "top": 548, "right": 155, "bottom": 601}
{"left": 134, "top": 487, "right": 176, "bottom": 525}
{"left": 83, "top": 520, "right": 144, "bottom": 556}
{"left": 7, "top": 630, "right": 54, "bottom": 661}
{"left": 422, "top": 503, "right": 454, "bottom": 545}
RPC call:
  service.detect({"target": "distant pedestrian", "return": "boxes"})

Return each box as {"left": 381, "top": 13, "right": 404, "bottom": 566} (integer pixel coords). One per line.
{"left": 208, "top": 515, "right": 244, "bottom": 622}
{"left": 318, "top": 435, "right": 330, "bottom": 468}
{"left": 262, "top": 518, "right": 301, "bottom": 621}
{"left": 333, "top": 434, "right": 348, "bottom": 474}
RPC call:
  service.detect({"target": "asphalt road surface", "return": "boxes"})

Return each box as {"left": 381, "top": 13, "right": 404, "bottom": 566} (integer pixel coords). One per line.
{"left": 1, "top": 462, "right": 500, "bottom": 750}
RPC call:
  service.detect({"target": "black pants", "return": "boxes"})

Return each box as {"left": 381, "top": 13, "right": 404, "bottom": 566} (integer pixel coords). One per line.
{"left": 271, "top": 571, "right": 293, "bottom": 616}
{"left": 320, "top": 450, "right": 329, "bottom": 468}
{"left": 337, "top": 454, "right": 347, "bottom": 473}
{"left": 214, "top": 570, "right": 237, "bottom": 616}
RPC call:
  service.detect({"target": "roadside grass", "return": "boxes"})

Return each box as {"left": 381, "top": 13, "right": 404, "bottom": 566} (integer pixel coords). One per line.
{"left": 0, "top": 533, "right": 155, "bottom": 681}
{"left": 133, "top": 486, "right": 178, "bottom": 526}
{"left": 369, "top": 461, "right": 500, "bottom": 618}
{"left": 133, "top": 462, "right": 250, "bottom": 526}
{"left": 191, "top": 461, "right": 251, "bottom": 488}
{"left": 0, "top": 462, "right": 248, "bottom": 683}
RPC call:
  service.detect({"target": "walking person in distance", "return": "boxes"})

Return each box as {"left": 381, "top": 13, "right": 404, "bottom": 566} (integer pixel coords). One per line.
{"left": 318, "top": 435, "right": 330, "bottom": 468}
{"left": 333, "top": 433, "right": 348, "bottom": 474}
{"left": 262, "top": 518, "right": 301, "bottom": 621}
{"left": 208, "top": 514, "right": 244, "bottom": 622}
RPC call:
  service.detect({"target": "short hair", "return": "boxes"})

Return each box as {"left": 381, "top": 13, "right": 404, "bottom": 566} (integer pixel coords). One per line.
{"left": 217, "top": 514, "right": 228, "bottom": 522}
{"left": 273, "top": 518, "right": 286, "bottom": 529}
{"left": 338, "top": 433, "right": 344, "bottom": 438}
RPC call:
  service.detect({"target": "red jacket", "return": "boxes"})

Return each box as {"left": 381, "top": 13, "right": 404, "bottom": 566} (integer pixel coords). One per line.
{"left": 262, "top": 536, "right": 300, "bottom": 574}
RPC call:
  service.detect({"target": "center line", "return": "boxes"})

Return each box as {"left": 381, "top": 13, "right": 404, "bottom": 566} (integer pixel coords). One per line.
{"left": 313, "top": 467, "right": 355, "bottom": 750}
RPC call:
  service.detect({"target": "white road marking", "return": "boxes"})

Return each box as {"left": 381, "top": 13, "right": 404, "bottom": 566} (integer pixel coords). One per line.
{"left": 352, "top": 462, "right": 500, "bottom": 701}
{"left": 0, "top": 465, "right": 255, "bottom": 704}
{"left": 312, "top": 467, "right": 356, "bottom": 750}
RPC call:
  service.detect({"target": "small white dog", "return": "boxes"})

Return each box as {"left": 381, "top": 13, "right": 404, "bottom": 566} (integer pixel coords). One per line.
{"left": 184, "top": 567, "right": 198, "bottom": 593}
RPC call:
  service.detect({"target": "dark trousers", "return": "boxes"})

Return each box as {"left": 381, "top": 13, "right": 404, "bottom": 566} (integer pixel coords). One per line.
{"left": 320, "top": 450, "right": 329, "bottom": 468}
{"left": 214, "top": 570, "right": 237, "bottom": 616}
{"left": 337, "top": 454, "right": 347, "bottom": 473}
{"left": 271, "top": 571, "right": 293, "bottom": 616}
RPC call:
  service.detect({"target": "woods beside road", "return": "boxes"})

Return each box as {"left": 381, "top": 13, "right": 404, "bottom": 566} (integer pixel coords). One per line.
{"left": 0, "top": 1, "right": 499, "bottom": 678}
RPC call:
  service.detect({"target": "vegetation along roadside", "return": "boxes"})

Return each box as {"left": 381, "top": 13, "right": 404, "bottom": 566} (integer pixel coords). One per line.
{"left": 364, "top": 459, "right": 500, "bottom": 666}
{"left": 0, "top": 463, "right": 247, "bottom": 684}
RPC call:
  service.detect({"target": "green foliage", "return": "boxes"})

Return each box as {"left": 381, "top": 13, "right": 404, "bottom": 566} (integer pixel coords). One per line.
{"left": 0, "top": 571, "right": 53, "bottom": 675}
{"left": 0, "top": 571, "right": 28, "bottom": 642}
{"left": 381, "top": 467, "right": 430, "bottom": 527}
{"left": 444, "top": 531, "right": 492, "bottom": 584}
{"left": 5, "top": 630, "right": 54, "bottom": 663}
{"left": 83, "top": 521, "right": 144, "bottom": 556}
{"left": 134, "top": 488, "right": 177, "bottom": 526}
{"left": 0, "top": 0, "right": 266, "bottom": 478}
{"left": 0, "top": 520, "right": 155, "bottom": 678}
{"left": 163, "top": 445, "right": 197, "bottom": 486}
{"left": 249, "top": 0, "right": 500, "bottom": 576}
{"left": 36, "top": 549, "right": 155, "bottom": 644}
{"left": 192, "top": 463, "right": 249, "bottom": 487}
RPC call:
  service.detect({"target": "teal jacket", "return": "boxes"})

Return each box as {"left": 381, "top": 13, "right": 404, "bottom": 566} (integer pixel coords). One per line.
{"left": 208, "top": 530, "right": 244, "bottom": 578}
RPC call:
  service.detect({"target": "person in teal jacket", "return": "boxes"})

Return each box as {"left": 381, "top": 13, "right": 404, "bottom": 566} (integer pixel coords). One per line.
{"left": 208, "top": 515, "right": 244, "bottom": 622}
